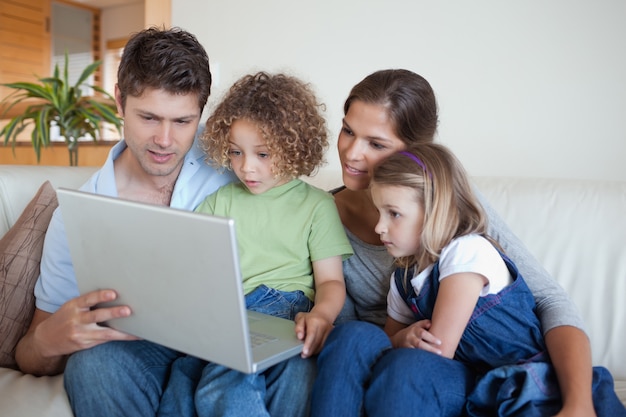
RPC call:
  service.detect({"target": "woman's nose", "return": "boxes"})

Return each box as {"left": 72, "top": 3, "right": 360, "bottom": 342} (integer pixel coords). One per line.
{"left": 344, "top": 138, "right": 366, "bottom": 161}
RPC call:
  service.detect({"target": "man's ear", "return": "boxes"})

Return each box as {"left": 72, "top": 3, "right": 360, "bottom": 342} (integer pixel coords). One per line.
{"left": 114, "top": 84, "right": 124, "bottom": 117}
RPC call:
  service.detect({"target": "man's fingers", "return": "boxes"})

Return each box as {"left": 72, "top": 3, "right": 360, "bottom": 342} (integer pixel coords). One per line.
{"left": 76, "top": 289, "right": 117, "bottom": 309}
{"left": 84, "top": 305, "right": 131, "bottom": 325}
{"left": 75, "top": 289, "right": 132, "bottom": 325}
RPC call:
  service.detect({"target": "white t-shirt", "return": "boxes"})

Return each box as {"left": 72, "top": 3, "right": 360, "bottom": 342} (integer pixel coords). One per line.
{"left": 387, "top": 234, "right": 513, "bottom": 325}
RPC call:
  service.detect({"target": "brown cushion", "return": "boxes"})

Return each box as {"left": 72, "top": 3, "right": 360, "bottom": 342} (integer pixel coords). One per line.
{"left": 0, "top": 181, "right": 57, "bottom": 369}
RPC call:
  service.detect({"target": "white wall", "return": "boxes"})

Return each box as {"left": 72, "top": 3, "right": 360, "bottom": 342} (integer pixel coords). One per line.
{"left": 173, "top": 0, "right": 626, "bottom": 181}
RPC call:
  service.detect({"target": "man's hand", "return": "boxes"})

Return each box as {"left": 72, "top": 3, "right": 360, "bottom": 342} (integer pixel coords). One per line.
{"left": 37, "top": 289, "right": 138, "bottom": 355}
{"left": 15, "top": 289, "right": 139, "bottom": 375}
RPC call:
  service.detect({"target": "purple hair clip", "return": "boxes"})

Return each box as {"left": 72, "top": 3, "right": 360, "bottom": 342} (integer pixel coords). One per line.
{"left": 399, "top": 151, "right": 432, "bottom": 179}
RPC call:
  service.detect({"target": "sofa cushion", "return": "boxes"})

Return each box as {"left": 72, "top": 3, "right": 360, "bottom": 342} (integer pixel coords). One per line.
{"left": 0, "top": 181, "right": 57, "bottom": 369}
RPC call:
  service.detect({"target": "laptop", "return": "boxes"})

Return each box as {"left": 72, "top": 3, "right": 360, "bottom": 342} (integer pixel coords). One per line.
{"left": 56, "top": 187, "right": 304, "bottom": 374}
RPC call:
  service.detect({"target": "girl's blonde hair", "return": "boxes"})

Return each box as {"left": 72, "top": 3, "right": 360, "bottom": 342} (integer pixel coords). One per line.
{"left": 371, "top": 143, "right": 497, "bottom": 273}
{"left": 201, "top": 71, "right": 328, "bottom": 178}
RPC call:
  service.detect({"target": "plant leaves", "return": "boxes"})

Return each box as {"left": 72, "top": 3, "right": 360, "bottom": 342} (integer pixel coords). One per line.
{"left": 1, "top": 50, "right": 123, "bottom": 164}
{"left": 75, "top": 60, "right": 101, "bottom": 87}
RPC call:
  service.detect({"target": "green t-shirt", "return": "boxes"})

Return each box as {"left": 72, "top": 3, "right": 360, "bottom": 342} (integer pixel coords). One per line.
{"left": 195, "top": 179, "right": 353, "bottom": 300}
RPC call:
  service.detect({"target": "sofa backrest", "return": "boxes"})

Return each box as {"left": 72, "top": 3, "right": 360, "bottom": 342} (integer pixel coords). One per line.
{"left": 1, "top": 166, "right": 625, "bottom": 380}
{"left": 0, "top": 165, "right": 97, "bottom": 236}
{"left": 473, "top": 176, "right": 626, "bottom": 379}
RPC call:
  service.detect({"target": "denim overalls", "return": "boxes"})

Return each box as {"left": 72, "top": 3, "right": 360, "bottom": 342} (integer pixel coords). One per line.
{"left": 394, "top": 252, "right": 625, "bottom": 416}
{"left": 394, "top": 252, "right": 547, "bottom": 373}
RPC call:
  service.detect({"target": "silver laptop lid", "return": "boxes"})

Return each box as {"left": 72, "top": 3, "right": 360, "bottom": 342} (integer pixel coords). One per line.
{"left": 57, "top": 188, "right": 257, "bottom": 372}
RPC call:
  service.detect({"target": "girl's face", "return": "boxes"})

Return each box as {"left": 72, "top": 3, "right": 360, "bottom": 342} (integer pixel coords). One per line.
{"left": 371, "top": 183, "right": 423, "bottom": 258}
{"left": 337, "top": 101, "right": 406, "bottom": 191}
{"left": 228, "top": 119, "right": 288, "bottom": 194}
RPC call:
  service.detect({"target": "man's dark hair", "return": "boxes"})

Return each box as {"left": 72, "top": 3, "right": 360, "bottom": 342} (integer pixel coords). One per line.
{"left": 117, "top": 26, "right": 211, "bottom": 110}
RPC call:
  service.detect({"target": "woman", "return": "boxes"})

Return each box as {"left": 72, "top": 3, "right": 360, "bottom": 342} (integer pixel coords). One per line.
{"left": 319, "top": 69, "right": 597, "bottom": 416}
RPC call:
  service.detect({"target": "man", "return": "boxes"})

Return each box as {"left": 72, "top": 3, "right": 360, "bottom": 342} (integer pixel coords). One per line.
{"left": 15, "top": 27, "right": 314, "bottom": 417}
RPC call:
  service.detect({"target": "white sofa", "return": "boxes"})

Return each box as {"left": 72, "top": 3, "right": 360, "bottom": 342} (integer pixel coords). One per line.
{"left": 0, "top": 164, "right": 625, "bottom": 416}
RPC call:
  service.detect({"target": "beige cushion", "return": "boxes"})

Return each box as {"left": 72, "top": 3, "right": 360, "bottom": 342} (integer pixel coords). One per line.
{"left": 0, "top": 181, "right": 57, "bottom": 369}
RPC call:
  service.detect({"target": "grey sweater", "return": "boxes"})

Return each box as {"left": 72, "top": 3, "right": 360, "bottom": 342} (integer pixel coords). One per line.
{"left": 336, "top": 187, "right": 585, "bottom": 335}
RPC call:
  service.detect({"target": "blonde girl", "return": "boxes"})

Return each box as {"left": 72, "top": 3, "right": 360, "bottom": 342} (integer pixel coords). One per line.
{"left": 312, "top": 143, "right": 623, "bottom": 417}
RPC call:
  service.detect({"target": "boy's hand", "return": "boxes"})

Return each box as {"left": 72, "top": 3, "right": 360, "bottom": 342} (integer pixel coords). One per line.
{"left": 294, "top": 311, "right": 334, "bottom": 358}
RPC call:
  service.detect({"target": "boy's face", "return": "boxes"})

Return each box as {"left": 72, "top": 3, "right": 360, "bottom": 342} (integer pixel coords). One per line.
{"left": 228, "top": 119, "right": 288, "bottom": 195}
{"left": 115, "top": 86, "right": 201, "bottom": 178}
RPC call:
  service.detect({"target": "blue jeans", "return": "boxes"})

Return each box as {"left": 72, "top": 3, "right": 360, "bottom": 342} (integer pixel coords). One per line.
{"left": 65, "top": 339, "right": 183, "bottom": 417}
{"left": 311, "top": 321, "right": 626, "bottom": 417}
{"left": 161, "top": 285, "right": 315, "bottom": 417}
{"left": 467, "top": 361, "right": 626, "bottom": 416}
{"left": 158, "top": 354, "right": 316, "bottom": 417}
{"left": 311, "top": 321, "right": 476, "bottom": 417}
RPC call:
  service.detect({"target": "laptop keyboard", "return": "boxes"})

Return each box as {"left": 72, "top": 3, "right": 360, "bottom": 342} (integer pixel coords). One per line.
{"left": 250, "top": 331, "right": 278, "bottom": 347}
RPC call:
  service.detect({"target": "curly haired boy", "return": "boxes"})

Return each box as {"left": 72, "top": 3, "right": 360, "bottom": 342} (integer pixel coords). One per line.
{"left": 192, "top": 71, "right": 353, "bottom": 415}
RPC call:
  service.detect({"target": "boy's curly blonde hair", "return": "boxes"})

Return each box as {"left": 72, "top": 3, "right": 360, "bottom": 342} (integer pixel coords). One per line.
{"left": 201, "top": 71, "right": 328, "bottom": 178}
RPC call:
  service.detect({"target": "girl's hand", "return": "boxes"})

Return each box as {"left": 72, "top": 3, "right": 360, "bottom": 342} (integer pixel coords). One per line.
{"left": 389, "top": 319, "right": 442, "bottom": 354}
{"left": 294, "top": 311, "right": 334, "bottom": 358}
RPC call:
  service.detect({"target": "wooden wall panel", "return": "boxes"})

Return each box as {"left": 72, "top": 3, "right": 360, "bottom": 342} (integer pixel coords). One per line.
{"left": 6, "top": 0, "right": 44, "bottom": 7}
{"left": 0, "top": 141, "right": 116, "bottom": 166}
{"left": 1, "top": 44, "right": 45, "bottom": 66}
{"left": 0, "top": 0, "right": 51, "bottom": 99}
{"left": 1, "top": 1, "right": 45, "bottom": 22}
{"left": 0, "top": 29, "right": 43, "bottom": 49}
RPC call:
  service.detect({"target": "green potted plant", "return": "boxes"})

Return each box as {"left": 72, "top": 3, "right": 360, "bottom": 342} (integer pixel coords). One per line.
{"left": 0, "top": 52, "right": 122, "bottom": 166}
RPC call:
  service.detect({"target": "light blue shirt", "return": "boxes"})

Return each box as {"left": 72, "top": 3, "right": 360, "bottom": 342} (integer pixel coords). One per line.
{"left": 34, "top": 139, "right": 237, "bottom": 313}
